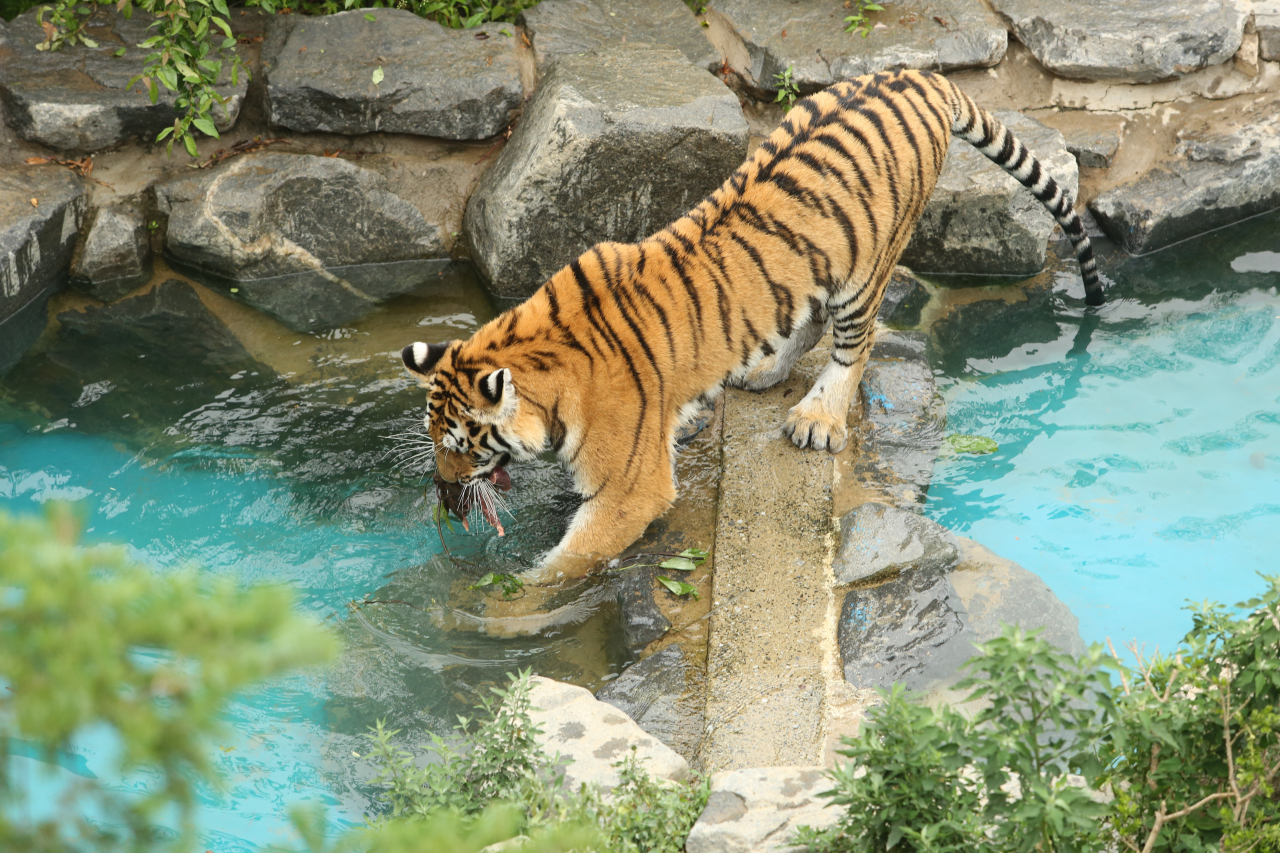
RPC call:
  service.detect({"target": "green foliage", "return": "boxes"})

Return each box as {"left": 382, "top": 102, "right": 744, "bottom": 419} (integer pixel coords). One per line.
{"left": 0, "top": 506, "right": 338, "bottom": 853}
{"left": 469, "top": 571, "right": 525, "bottom": 598}
{"left": 244, "top": 0, "right": 539, "bottom": 27}
{"left": 122, "top": 0, "right": 243, "bottom": 157}
{"left": 774, "top": 63, "right": 799, "bottom": 111}
{"left": 360, "top": 670, "right": 710, "bottom": 853}
{"left": 34, "top": 0, "right": 98, "bottom": 50}
{"left": 946, "top": 433, "right": 999, "bottom": 454}
{"left": 656, "top": 575, "right": 699, "bottom": 599}
{"left": 798, "top": 581, "right": 1280, "bottom": 853}
{"left": 792, "top": 683, "right": 985, "bottom": 853}
{"left": 842, "top": 0, "right": 884, "bottom": 37}
{"left": 1098, "top": 580, "right": 1280, "bottom": 853}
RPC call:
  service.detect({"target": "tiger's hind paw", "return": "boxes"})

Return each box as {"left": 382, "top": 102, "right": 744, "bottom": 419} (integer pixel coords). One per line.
{"left": 783, "top": 406, "right": 848, "bottom": 453}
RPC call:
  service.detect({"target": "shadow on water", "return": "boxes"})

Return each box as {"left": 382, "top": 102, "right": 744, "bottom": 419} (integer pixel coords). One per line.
{"left": 0, "top": 260, "right": 631, "bottom": 849}
{"left": 922, "top": 208, "right": 1280, "bottom": 654}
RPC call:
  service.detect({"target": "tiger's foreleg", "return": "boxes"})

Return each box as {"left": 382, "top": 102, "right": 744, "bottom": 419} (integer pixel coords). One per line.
{"left": 782, "top": 279, "right": 881, "bottom": 453}
{"left": 735, "top": 313, "right": 828, "bottom": 392}
{"left": 539, "top": 444, "right": 677, "bottom": 578}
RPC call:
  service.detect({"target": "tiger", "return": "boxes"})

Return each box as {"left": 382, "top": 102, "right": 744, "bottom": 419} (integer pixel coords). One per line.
{"left": 400, "top": 68, "right": 1103, "bottom": 575}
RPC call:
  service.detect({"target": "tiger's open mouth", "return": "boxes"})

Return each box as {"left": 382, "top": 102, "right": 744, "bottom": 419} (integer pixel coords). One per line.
{"left": 434, "top": 465, "right": 513, "bottom": 535}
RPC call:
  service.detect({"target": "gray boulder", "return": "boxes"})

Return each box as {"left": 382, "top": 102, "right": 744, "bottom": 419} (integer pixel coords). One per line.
{"left": 1064, "top": 127, "right": 1121, "bottom": 170}
{"left": 901, "top": 111, "right": 1077, "bottom": 276}
{"left": 876, "top": 266, "right": 930, "bottom": 328}
{"left": 155, "top": 152, "right": 447, "bottom": 331}
{"left": 847, "top": 331, "right": 945, "bottom": 510}
{"left": 1090, "top": 94, "right": 1280, "bottom": 255}
{"left": 950, "top": 536, "right": 1085, "bottom": 657}
{"left": 597, "top": 645, "right": 703, "bottom": 762}
{"left": 1260, "top": 1, "right": 1280, "bottom": 61}
{"left": 708, "top": 0, "right": 1005, "bottom": 96}
{"left": 264, "top": 10, "right": 522, "bottom": 140}
{"left": 464, "top": 44, "right": 748, "bottom": 298}
{"left": 56, "top": 278, "right": 252, "bottom": 367}
{"left": 685, "top": 767, "right": 839, "bottom": 853}
{"left": 833, "top": 502, "right": 959, "bottom": 586}
{"left": 70, "top": 205, "right": 152, "bottom": 302}
{"left": 0, "top": 166, "right": 87, "bottom": 375}
{"left": 838, "top": 570, "right": 976, "bottom": 693}
{"left": 526, "top": 676, "right": 689, "bottom": 793}
{"left": 0, "top": 7, "right": 246, "bottom": 151}
{"left": 991, "top": 0, "right": 1247, "bottom": 83}
{"left": 521, "top": 0, "right": 720, "bottom": 76}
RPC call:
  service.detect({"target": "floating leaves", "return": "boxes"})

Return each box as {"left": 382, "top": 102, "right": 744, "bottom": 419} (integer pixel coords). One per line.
{"left": 946, "top": 434, "right": 999, "bottom": 455}
{"left": 656, "top": 576, "right": 699, "bottom": 599}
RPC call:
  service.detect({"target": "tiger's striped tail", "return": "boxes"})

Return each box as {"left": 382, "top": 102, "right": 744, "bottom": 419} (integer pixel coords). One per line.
{"left": 948, "top": 86, "right": 1104, "bottom": 306}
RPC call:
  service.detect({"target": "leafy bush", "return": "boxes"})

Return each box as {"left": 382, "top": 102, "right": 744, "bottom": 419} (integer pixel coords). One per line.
{"left": 359, "top": 670, "right": 710, "bottom": 853}
{"left": 797, "top": 580, "right": 1280, "bottom": 853}
{"left": 0, "top": 506, "right": 338, "bottom": 853}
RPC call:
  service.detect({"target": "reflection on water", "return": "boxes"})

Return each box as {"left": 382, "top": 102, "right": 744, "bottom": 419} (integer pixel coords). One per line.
{"left": 0, "top": 263, "right": 626, "bottom": 850}
{"left": 927, "top": 209, "right": 1280, "bottom": 654}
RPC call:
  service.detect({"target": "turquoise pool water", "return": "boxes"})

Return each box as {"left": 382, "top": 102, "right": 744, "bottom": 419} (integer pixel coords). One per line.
{"left": 0, "top": 269, "right": 623, "bottom": 850}
{"left": 926, "top": 211, "right": 1280, "bottom": 656}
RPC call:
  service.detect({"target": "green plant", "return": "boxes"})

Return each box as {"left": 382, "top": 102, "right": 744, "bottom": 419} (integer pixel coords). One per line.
{"left": 469, "top": 571, "right": 525, "bottom": 598}
{"left": 793, "top": 683, "right": 985, "bottom": 852}
{"left": 842, "top": 0, "right": 884, "bottom": 37}
{"left": 656, "top": 575, "right": 699, "bottom": 599}
{"left": 1098, "top": 582, "right": 1280, "bottom": 853}
{"left": 362, "top": 670, "right": 709, "bottom": 852}
{"left": 774, "top": 63, "right": 799, "bottom": 111}
{"left": 34, "top": 0, "right": 98, "bottom": 50}
{"left": 798, "top": 582, "right": 1280, "bottom": 853}
{"left": 0, "top": 506, "right": 338, "bottom": 853}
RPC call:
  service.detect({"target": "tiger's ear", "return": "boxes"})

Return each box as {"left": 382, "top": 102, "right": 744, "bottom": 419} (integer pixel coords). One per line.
{"left": 480, "top": 368, "right": 512, "bottom": 406}
{"left": 401, "top": 341, "right": 452, "bottom": 377}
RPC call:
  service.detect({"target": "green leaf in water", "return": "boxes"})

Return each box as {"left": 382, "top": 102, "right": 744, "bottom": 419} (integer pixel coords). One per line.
{"left": 946, "top": 434, "right": 999, "bottom": 454}
{"left": 470, "top": 572, "right": 524, "bottom": 598}
{"left": 656, "top": 575, "right": 698, "bottom": 599}
{"left": 660, "top": 547, "right": 709, "bottom": 572}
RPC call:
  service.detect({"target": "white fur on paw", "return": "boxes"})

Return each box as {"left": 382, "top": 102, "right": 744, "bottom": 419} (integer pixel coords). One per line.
{"left": 783, "top": 407, "right": 848, "bottom": 454}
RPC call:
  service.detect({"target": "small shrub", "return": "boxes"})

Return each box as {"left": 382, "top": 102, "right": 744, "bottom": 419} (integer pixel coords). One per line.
{"left": 0, "top": 506, "right": 338, "bottom": 853}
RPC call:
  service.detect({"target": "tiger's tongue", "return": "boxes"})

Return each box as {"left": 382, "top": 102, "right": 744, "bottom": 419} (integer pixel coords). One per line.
{"left": 488, "top": 467, "right": 512, "bottom": 491}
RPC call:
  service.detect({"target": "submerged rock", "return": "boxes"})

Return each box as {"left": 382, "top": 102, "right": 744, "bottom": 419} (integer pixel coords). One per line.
{"left": 707, "top": 0, "right": 1005, "bottom": 96}
{"left": 464, "top": 44, "right": 748, "bottom": 298}
{"left": 950, "top": 536, "right": 1085, "bottom": 657}
{"left": 527, "top": 676, "right": 689, "bottom": 793}
{"left": 928, "top": 265, "right": 1062, "bottom": 368}
{"left": 990, "top": 0, "right": 1248, "bottom": 83}
{"left": 597, "top": 645, "right": 703, "bottom": 763}
{"left": 70, "top": 204, "right": 152, "bottom": 302}
{"left": 155, "top": 152, "right": 447, "bottom": 331}
{"left": 685, "top": 766, "right": 839, "bottom": 853}
{"left": 56, "top": 278, "right": 252, "bottom": 367}
{"left": 1090, "top": 94, "right": 1280, "bottom": 255}
{"left": 264, "top": 10, "right": 522, "bottom": 140}
{"left": 0, "top": 7, "right": 246, "bottom": 151}
{"left": 0, "top": 165, "right": 87, "bottom": 375}
{"left": 521, "top": 0, "right": 719, "bottom": 76}
{"left": 612, "top": 568, "right": 673, "bottom": 654}
{"left": 833, "top": 502, "right": 960, "bottom": 586}
{"left": 901, "top": 111, "right": 1077, "bottom": 276}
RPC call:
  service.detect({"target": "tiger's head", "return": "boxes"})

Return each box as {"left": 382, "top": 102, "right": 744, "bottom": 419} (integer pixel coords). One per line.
{"left": 400, "top": 340, "right": 543, "bottom": 488}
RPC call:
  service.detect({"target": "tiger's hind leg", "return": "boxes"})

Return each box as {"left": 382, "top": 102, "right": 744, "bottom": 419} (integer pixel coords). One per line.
{"left": 735, "top": 313, "right": 827, "bottom": 392}
{"left": 782, "top": 279, "right": 882, "bottom": 453}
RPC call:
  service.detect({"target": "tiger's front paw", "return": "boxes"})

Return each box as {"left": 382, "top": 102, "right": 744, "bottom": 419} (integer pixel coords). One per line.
{"left": 783, "top": 406, "right": 848, "bottom": 453}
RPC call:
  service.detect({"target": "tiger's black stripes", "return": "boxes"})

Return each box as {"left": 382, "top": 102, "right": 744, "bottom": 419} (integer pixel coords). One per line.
{"left": 399, "top": 69, "right": 1105, "bottom": 566}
